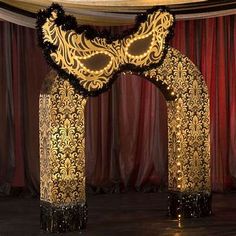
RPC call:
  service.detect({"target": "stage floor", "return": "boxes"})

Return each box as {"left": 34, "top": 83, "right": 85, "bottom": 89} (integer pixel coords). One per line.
{"left": 0, "top": 192, "right": 236, "bottom": 236}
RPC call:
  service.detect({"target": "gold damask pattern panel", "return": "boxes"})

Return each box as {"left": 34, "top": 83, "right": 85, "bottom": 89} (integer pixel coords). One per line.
{"left": 40, "top": 46, "right": 210, "bottom": 207}
{"left": 39, "top": 94, "right": 52, "bottom": 201}
{"left": 143, "top": 47, "right": 210, "bottom": 192}
{"left": 40, "top": 75, "right": 87, "bottom": 205}
{"left": 37, "top": 4, "right": 173, "bottom": 93}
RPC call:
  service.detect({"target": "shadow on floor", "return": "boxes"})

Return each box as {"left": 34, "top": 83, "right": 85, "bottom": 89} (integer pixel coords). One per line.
{"left": 0, "top": 192, "right": 236, "bottom": 236}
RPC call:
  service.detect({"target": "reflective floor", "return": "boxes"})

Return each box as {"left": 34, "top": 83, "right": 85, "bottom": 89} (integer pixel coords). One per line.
{"left": 0, "top": 192, "right": 236, "bottom": 236}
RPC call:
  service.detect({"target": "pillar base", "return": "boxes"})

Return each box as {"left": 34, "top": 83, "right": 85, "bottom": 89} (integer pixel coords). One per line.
{"left": 40, "top": 201, "right": 87, "bottom": 233}
{"left": 168, "top": 191, "right": 212, "bottom": 218}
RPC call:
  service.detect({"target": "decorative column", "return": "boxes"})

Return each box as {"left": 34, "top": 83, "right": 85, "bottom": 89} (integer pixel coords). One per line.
{"left": 143, "top": 47, "right": 211, "bottom": 218}
{"left": 39, "top": 72, "right": 87, "bottom": 233}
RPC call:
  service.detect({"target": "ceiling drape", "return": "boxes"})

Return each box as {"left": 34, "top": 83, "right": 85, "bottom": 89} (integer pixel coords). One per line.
{"left": 1, "top": 0, "right": 236, "bottom": 27}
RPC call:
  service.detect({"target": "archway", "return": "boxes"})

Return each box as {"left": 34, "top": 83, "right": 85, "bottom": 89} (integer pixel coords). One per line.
{"left": 38, "top": 3, "right": 211, "bottom": 233}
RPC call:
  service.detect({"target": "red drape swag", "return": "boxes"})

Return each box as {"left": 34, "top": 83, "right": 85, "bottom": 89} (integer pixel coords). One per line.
{"left": 0, "top": 15, "right": 235, "bottom": 194}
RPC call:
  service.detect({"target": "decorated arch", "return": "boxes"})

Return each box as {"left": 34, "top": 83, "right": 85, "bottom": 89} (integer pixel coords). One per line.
{"left": 38, "top": 4, "right": 211, "bottom": 233}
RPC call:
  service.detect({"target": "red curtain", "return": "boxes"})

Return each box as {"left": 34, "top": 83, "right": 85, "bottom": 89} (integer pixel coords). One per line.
{"left": 85, "top": 75, "right": 168, "bottom": 192}
{"left": 0, "top": 22, "right": 50, "bottom": 194}
{"left": 0, "top": 15, "right": 235, "bottom": 195}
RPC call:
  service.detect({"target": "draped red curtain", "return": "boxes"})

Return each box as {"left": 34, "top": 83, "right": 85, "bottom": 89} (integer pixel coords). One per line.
{"left": 0, "top": 22, "right": 50, "bottom": 194}
{"left": 85, "top": 75, "right": 168, "bottom": 192}
{"left": 0, "top": 15, "right": 235, "bottom": 195}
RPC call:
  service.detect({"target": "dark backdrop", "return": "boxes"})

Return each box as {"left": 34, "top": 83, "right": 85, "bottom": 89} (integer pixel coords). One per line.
{"left": 0, "top": 15, "right": 236, "bottom": 195}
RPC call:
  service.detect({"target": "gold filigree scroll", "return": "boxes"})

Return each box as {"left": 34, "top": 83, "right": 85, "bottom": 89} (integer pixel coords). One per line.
{"left": 39, "top": 73, "right": 87, "bottom": 205}
{"left": 143, "top": 47, "right": 210, "bottom": 192}
{"left": 40, "top": 8, "right": 173, "bottom": 92}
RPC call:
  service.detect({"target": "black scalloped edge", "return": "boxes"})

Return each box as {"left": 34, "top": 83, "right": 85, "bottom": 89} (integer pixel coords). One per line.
{"left": 36, "top": 3, "right": 175, "bottom": 97}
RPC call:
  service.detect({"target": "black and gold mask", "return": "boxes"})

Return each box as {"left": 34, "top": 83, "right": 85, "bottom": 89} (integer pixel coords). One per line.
{"left": 37, "top": 4, "right": 174, "bottom": 96}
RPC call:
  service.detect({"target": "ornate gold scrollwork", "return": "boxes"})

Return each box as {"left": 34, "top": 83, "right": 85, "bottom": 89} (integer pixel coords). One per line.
{"left": 39, "top": 5, "right": 173, "bottom": 93}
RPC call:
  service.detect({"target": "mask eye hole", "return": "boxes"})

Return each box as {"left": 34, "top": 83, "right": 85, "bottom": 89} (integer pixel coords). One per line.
{"left": 127, "top": 33, "right": 153, "bottom": 57}
{"left": 80, "top": 53, "right": 111, "bottom": 72}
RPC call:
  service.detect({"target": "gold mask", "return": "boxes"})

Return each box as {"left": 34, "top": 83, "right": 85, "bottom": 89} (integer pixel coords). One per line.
{"left": 37, "top": 4, "right": 174, "bottom": 96}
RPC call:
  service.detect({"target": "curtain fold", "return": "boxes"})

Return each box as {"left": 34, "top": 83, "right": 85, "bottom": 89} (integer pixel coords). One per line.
{"left": 0, "top": 15, "right": 235, "bottom": 195}
{"left": 86, "top": 74, "right": 168, "bottom": 192}
{"left": 0, "top": 21, "right": 50, "bottom": 195}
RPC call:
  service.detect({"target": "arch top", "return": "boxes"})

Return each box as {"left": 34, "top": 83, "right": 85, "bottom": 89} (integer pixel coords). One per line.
{"left": 142, "top": 47, "right": 209, "bottom": 99}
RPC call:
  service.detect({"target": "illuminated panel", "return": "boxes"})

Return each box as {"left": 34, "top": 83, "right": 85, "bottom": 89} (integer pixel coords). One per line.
{"left": 143, "top": 47, "right": 211, "bottom": 218}
{"left": 39, "top": 73, "right": 87, "bottom": 232}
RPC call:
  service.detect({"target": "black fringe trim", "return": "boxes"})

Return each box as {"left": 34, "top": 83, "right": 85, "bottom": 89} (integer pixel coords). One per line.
{"left": 36, "top": 3, "right": 175, "bottom": 98}
{"left": 40, "top": 201, "right": 87, "bottom": 233}
{"left": 168, "top": 191, "right": 212, "bottom": 218}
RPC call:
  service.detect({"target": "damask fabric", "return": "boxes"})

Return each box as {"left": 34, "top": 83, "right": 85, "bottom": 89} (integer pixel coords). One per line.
{"left": 40, "top": 76, "right": 86, "bottom": 204}
{"left": 0, "top": 15, "right": 236, "bottom": 194}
